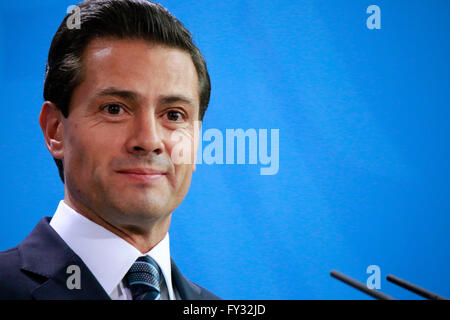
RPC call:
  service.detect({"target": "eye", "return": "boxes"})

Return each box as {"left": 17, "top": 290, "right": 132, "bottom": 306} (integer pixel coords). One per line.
{"left": 102, "top": 103, "right": 125, "bottom": 115}
{"left": 166, "top": 110, "right": 184, "bottom": 122}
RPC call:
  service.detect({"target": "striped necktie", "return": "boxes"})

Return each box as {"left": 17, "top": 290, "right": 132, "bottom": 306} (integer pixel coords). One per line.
{"left": 125, "top": 255, "right": 162, "bottom": 300}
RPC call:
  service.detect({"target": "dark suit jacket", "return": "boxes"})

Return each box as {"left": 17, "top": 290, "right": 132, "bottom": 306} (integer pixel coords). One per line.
{"left": 0, "top": 217, "right": 220, "bottom": 300}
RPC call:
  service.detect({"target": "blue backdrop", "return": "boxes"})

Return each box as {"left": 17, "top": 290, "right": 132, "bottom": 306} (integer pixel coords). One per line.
{"left": 0, "top": 0, "right": 449, "bottom": 299}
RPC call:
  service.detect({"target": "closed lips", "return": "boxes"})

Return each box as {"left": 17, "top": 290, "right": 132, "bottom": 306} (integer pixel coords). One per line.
{"left": 117, "top": 169, "right": 166, "bottom": 175}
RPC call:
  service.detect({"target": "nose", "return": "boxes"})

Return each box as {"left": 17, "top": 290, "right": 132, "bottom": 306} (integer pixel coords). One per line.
{"left": 126, "top": 111, "right": 164, "bottom": 155}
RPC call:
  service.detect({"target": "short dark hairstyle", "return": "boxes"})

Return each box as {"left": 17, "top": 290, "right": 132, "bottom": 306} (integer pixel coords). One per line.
{"left": 43, "top": 0, "right": 211, "bottom": 184}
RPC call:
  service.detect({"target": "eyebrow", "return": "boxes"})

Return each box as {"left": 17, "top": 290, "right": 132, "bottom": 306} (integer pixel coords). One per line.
{"left": 96, "top": 87, "right": 140, "bottom": 101}
{"left": 160, "top": 95, "right": 196, "bottom": 108}
{"left": 96, "top": 87, "right": 196, "bottom": 108}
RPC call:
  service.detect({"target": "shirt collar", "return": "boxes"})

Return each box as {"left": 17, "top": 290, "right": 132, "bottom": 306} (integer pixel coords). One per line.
{"left": 49, "top": 200, "right": 174, "bottom": 298}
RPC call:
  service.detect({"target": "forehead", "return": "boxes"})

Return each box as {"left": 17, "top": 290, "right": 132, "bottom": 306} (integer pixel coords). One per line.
{"left": 78, "top": 38, "right": 199, "bottom": 106}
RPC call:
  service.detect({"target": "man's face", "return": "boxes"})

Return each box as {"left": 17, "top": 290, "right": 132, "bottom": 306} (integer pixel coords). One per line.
{"left": 59, "top": 39, "right": 200, "bottom": 227}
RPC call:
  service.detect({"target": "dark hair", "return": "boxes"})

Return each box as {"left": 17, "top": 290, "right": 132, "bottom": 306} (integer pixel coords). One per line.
{"left": 43, "top": 0, "right": 211, "bottom": 183}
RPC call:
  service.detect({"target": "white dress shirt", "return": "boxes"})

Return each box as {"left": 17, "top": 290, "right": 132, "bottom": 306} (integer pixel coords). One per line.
{"left": 49, "top": 200, "right": 179, "bottom": 300}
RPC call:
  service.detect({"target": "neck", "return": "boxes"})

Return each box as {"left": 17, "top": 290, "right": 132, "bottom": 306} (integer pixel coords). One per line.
{"left": 63, "top": 193, "right": 171, "bottom": 253}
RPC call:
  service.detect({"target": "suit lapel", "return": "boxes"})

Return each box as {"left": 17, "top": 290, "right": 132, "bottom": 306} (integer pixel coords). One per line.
{"left": 18, "top": 217, "right": 217, "bottom": 300}
{"left": 18, "top": 217, "right": 110, "bottom": 300}
{"left": 171, "top": 259, "right": 204, "bottom": 300}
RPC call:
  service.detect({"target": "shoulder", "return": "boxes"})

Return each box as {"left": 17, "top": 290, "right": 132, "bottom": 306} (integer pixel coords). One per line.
{"left": 0, "top": 246, "right": 21, "bottom": 273}
{"left": 171, "top": 259, "right": 222, "bottom": 300}
{"left": 0, "top": 246, "right": 33, "bottom": 299}
{"left": 185, "top": 277, "right": 222, "bottom": 300}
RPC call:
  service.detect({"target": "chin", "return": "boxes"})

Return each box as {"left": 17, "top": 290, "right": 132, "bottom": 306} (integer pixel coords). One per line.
{"left": 109, "top": 198, "right": 172, "bottom": 219}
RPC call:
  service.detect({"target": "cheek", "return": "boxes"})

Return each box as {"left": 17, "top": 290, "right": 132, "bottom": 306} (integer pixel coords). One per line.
{"left": 64, "top": 130, "right": 89, "bottom": 173}
{"left": 65, "top": 126, "right": 119, "bottom": 179}
{"left": 166, "top": 128, "right": 197, "bottom": 166}
{"left": 171, "top": 164, "right": 194, "bottom": 203}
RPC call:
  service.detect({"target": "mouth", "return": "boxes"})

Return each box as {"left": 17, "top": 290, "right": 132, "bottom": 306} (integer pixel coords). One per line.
{"left": 116, "top": 169, "right": 167, "bottom": 183}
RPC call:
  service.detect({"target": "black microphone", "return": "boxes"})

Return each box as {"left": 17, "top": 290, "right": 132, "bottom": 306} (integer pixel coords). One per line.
{"left": 386, "top": 274, "right": 448, "bottom": 300}
{"left": 330, "top": 270, "right": 395, "bottom": 300}
{"left": 330, "top": 269, "right": 449, "bottom": 300}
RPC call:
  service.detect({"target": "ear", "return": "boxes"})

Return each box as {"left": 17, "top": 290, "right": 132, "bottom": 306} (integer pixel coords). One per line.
{"left": 39, "top": 101, "right": 65, "bottom": 160}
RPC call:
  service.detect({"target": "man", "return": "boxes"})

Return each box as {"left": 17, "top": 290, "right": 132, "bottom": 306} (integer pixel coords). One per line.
{"left": 0, "top": 0, "right": 219, "bottom": 300}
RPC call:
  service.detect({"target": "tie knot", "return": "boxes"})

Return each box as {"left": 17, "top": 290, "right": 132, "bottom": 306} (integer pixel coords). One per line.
{"left": 126, "top": 255, "right": 162, "bottom": 300}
